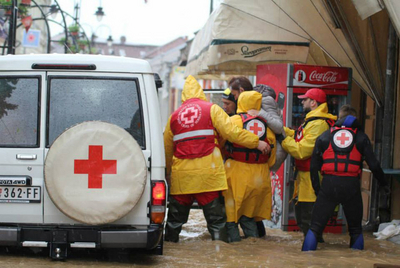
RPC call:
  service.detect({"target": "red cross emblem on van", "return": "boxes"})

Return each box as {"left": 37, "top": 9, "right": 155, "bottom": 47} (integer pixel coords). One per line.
{"left": 74, "top": 145, "right": 117, "bottom": 189}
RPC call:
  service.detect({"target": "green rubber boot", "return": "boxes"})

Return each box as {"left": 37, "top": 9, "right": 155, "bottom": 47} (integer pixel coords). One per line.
{"left": 202, "top": 198, "right": 228, "bottom": 242}
{"left": 164, "top": 197, "right": 191, "bottom": 242}
{"left": 226, "top": 222, "right": 241, "bottom": 242}
{"left": 239, "top": 216, "right": 259, "bottom": 238}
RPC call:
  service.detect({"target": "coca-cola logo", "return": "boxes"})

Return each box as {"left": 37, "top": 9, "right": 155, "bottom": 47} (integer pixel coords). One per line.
{"left": 309, "top": 70, "right": 338, "bottom": 83}
{"left": 294, "top": 70, "right": 306, "bottom": 83}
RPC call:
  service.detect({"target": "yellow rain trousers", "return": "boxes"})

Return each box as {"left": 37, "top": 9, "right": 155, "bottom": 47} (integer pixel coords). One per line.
{"left": 164, "top": 76, "right": 260, "bottom": 195}
{"left": 282, "top": 103, "right": 336, "bottom": 202}
{"left": 222, "top": 91, "right": 276, "bottom": 223}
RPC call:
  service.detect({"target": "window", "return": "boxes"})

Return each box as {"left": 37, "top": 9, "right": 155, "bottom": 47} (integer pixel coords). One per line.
{"left": 47, "top": 77, "right": 144, "bottom": 148}
{"left": 203, "top": 89, "right": 225, "bottom": 108}
{"left": 0, "top": 77, "right": 40, "bottom": 147}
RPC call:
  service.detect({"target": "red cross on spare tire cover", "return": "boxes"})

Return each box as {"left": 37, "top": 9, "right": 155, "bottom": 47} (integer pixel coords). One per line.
{"left": 44, "top": 121, "right": 147, "bottom": 225}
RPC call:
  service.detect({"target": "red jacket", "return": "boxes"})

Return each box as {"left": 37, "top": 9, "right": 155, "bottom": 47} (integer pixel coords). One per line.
{"left": 170, "top": 98, "right": 215, "bottom": 159}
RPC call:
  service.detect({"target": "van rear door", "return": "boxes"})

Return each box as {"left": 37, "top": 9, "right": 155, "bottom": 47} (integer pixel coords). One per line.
{"left": 0, "top": 73, "right": 46, "bottom": 223}
{"left": 43, "top": 72, "right": 150, "bottom": 225}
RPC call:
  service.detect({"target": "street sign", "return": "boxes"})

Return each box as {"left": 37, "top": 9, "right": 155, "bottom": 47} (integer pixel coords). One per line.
{"left": 22, "top": 29, "right": 40, "bottom": 48}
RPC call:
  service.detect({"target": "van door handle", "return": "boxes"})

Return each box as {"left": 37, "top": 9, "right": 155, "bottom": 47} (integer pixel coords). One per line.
{"left": 16, "top": 154, "right": 37, "bottom": 160}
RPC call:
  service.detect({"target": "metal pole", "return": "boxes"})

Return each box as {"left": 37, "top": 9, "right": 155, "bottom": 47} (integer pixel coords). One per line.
{"left": 381, "top": 23, "right": 396, "bottom": 169}
{"left": 7, "top": 0, "right": 18, "bottom": 54}
{"left": 54, "top": 0, "right": 70, "bottom": 54}
{"left": 74, "top": 3, "right": 79, "bottom": 23}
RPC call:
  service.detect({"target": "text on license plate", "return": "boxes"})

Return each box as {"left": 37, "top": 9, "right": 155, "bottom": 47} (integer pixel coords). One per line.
{"left": 0, "top": 186, "right": 41, "bottom": 203}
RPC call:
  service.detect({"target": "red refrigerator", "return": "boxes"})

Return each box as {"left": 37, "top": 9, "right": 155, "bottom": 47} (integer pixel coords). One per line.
{"left": 256, "top": 63, "right": 352, "bottom": 232}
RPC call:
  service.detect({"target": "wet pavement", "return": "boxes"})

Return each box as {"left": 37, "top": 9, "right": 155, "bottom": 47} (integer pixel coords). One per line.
{"left": 0, "top": 210, "right": 399, "bottom": 268}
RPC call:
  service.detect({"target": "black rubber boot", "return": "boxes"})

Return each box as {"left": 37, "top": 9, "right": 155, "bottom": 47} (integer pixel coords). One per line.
{"left": 239, "top": 216, "right": 259, "bottom": 238}
{"left": 164, "top": 197, "right": 191, "bottom": 243}
{"left": 202, "top": 198, "right": 228, "bottom": 242}
{"left": 226, "top": 222, "right": 241, "bottom": 242}
{"left": 256, "top": 221, "right": 266, "bottom": 238}
{"left": 317, "top": 235, "right": 325, "bottom": 243}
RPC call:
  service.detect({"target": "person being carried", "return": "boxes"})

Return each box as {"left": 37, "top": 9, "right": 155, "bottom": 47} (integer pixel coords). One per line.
{"left": 222, "top": 91, "right": 276, "bottom": 242}
{"left": 302, "top": 104, "right": 389, "bottom": 251}
{"left": 163, "top": 75, "right": 270, "bottom": 243}
{"left": 248, "top": 84, "right": 287, "bottom": 172}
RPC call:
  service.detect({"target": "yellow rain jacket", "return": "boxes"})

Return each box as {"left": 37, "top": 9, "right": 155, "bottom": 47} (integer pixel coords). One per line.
{"left": 164, "top": 76, "right": 260, "bottom": 195}
{"left": 222, "top": 91, "right": 276, "bottom": 223}
{"left": 282, "top": 103, "right": 336, "bottom": 202}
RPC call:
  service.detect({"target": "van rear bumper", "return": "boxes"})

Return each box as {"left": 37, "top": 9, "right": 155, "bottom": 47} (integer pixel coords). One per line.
{"left": 0, "top": 224, "right": 163, "bottom": 250}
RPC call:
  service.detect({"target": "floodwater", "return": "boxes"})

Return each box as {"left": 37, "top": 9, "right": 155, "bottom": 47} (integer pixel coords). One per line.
{"left": 0, "top": 210, "right": 399, "bottom": 268}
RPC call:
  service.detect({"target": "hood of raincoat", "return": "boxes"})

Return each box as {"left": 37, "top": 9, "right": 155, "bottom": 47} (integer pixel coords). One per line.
{"left": 236, "top": 91, "right": 262, "bottom": 113}
{"left": 305, "top": 102, "right": 337, "bottom": 121}
{"left": 334, "top": 115, "right": 361, "bottom": 128}
{"left": 181, "top": 75, "right": 207, "bottom": 102}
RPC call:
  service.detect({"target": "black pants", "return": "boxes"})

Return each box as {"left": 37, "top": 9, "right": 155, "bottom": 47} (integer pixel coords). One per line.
{"left": 295, "top": 201, "right": 314, "bottom": 236}
{"left": 310, "top": 175, "right": 362, "bottom": 240}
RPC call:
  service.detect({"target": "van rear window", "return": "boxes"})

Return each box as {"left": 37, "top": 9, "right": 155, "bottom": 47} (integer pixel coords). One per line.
{"left": 47, "top": 77, "right": 145, "bottom": 148}
{"left": 0, "top": 77, "right": 40, "bottom": 147}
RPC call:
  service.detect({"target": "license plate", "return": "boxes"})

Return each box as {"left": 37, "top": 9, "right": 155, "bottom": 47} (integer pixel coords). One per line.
{"left": 0, "top": 186, "right": 41, "bottom": 203}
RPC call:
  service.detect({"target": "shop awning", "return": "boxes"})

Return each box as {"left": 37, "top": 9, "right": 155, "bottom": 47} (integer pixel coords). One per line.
{"left": 186, "top": 0, "right": 388, "bottom": 105}
{"left": 185, "top": 1, "right": 311, "bottom": 78}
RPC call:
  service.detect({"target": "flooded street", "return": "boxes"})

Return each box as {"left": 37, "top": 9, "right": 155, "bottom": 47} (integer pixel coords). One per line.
{"left": 0, "top": 210, "right": 399, "bottom": 268}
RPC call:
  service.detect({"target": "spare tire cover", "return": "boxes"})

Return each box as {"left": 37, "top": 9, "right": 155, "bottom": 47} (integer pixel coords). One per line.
{"left": 45, "top": 121, "right": 147, "bottom": 225}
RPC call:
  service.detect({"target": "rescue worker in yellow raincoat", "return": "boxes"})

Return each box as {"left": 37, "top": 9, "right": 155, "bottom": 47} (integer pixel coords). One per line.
{"left": 164, "top": 76, "right": 270, "bottom": 243}
{"left": 276, "top": 88, "right": 336, "bottom": 241}
{"left": 222, "top": 91, "right": 276, "bottom": 242}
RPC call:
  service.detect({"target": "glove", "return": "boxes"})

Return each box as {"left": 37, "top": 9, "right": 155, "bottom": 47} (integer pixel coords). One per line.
{"left": 276, "top": 134, "right": 285, "bottom": 144}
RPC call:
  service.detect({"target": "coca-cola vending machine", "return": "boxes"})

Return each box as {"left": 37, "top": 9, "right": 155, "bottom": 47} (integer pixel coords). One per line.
{"left": 256, "top": 63, "right": 352, "bottom": 232}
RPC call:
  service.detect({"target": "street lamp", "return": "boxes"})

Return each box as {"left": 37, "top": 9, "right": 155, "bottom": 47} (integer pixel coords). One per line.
{"left": 82, "top": 24, "right": 113, "bottom": 55}
{"left": 106, "top": 35, "right": 113, "bottom": 47}
{"left": 49, "top": 1, "right": 104, "bottom": 22}
{"left": 95, "top": 7, "right": 104, "bottom": 22}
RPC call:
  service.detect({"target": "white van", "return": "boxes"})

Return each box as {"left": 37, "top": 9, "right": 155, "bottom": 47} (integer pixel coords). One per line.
{"left": 0, "top": 54, "right": 166, "bottom": 259}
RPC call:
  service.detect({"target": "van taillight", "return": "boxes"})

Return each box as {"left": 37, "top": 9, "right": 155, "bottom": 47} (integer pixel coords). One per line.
{"left": 151, "top": 181, "right": 166, "bottom": 224}
{"left": 152, "top": 181, "right": 166, "bottom": 205}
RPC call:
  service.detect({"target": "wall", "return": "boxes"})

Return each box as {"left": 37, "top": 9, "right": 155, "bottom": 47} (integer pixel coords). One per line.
{"left": 361, "top": 95, "right": 377, "bottom": 223}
